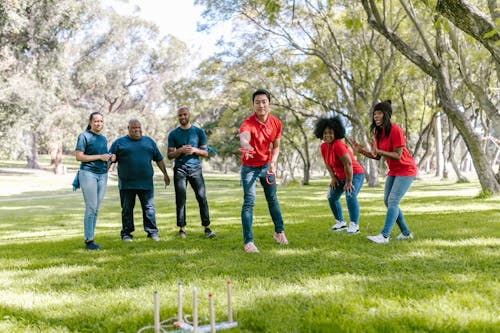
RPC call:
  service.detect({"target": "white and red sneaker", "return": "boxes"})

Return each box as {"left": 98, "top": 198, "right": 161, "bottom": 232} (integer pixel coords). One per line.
{"left": 273, "top": 232, "right": 289, "bottom": 245}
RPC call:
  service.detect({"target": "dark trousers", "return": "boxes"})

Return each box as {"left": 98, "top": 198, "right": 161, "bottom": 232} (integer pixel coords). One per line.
{"left": 174, "top": 166, "right": 210, "bottom": 227}
{"left": 119, "top": 189, "right": 158, "bottom": 238}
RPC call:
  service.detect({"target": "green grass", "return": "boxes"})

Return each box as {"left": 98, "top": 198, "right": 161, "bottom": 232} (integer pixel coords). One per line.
{"left": 0, "top": 161, "right": 499, "bottom": 332}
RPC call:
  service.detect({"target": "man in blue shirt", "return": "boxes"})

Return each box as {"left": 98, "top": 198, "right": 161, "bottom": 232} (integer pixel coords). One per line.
{"left": 110, "top": 119, "right": 170, "bottom": 242}
{"left": 167, "top": 107, "right": 215, "bottom": 239}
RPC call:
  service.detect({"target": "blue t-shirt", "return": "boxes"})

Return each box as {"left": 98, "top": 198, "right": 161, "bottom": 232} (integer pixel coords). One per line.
{"left": 109, "top": 135, "right": 164, "bottom": 190}
{"left": 167, "top": 126, "right": 207, "bottom": 168}
{"left": 75, "top": 130, "right": 109, "bottom": 174}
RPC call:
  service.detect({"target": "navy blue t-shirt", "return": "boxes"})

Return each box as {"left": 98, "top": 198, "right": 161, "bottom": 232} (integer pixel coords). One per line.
{"left": 167, "top": 126, "right": 207, "bottom": 168}
{"left": 109, "top": 135, "right": 163, "bottom": 190}
{"left": 75, "top": 130, "right": 109, "bottom": 174}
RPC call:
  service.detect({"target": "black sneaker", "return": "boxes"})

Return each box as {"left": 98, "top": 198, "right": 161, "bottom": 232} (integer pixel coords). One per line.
{"left": 204, "top": 228, "right": 216, "bottom": 238}
{"left": 85, "top": 241, "right": 100, "bottom": 250}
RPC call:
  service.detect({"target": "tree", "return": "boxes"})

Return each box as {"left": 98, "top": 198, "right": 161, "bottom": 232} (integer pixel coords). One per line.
{"left": 360, "top": 0, "right": 500, "bottom": 194}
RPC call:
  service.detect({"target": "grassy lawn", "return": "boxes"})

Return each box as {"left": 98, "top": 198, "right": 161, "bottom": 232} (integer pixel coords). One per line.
{"left": 0, "top": 158, "right": 499, "bottom": 332}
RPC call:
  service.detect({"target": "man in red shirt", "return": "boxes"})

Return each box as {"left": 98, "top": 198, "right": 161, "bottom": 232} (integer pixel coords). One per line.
{"left": 239, "top": 89, "right": 288, "bottom": 253}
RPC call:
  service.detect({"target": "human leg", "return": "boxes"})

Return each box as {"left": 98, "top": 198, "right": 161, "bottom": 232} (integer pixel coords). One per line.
{"left": 380, "top": 176, "right": 414, "bottom": 238}
{"left": 327, "top": 184, "right": 345, "bottom": 223}
{"left": 137, "top": 189, "right": 158, "bottom": 237}
{"left": 260, "top": 165, "right": 284, "bottom": 233}
{"left": 120, "top": 189, "right": 137, "bottom": 239}
{"left": 79, "top": 170, "right": 99, "bottom": 242}
{"left": 188, "top": 167, "right": 211, "bottom": 227}
{"left": 345, "top": 173, "right": 364, "bottom": 224}
{"left": 174, "top": 167, "right": 188, "bottom": 228}
{"left": 241, "top": 165, "right": 259, "bottom": 244}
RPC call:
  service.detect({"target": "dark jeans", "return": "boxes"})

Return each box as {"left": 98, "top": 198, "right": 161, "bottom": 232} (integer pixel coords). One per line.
{"left": 174, "top": 165, "right": 210, "bottom": 227}
{"left": 119, "top": 189, "right": 158, "bottom": 238}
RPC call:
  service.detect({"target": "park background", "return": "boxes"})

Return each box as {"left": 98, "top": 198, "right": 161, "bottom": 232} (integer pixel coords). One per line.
{"left": 0, "top": 0, "right": 499, "bottom": 332}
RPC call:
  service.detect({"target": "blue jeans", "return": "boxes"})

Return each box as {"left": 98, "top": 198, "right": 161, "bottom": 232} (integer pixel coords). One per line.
{"left": 119, "top": 189, "right": 158, "bottom": 238}
{"left": 174, "top": 165, "right": 210, "bottom": 227}
{"left": 78, "top": 170, "right": 108, "bottom": 241}
{"left": 327, "top": 173, "right": 365, "bottom": 224}
{"left": 381, "top": 176, "right": 415, "bottom": 238}
{"left": 240, "top": 164, "right": 284, "bottom": 244}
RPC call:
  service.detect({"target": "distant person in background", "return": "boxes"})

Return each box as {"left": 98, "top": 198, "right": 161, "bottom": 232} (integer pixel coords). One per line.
{"left": 167, "top": 107, "right": 215, "bottom": 239}
{"left": 239, "top": 89, "right": 288, "bottom": 253}
{"left": 314, "top": 116, "right": 365, "bottom": 234}
{"left": 351, "top": 100, "right": 417, "bottom": 243}
{"left": 109, "top": 119, "right": 170, "bottom": 242}
{"left": 75, "top": 112, "right": 115, "bottom": 250}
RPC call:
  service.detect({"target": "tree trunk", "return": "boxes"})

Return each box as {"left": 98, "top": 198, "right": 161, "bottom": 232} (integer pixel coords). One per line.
{"left": 49, "top": 142, "right": 65, "bottom": 174}
{"left": 434, "top": 112, "right": 444, "bottom": 177}
{"left": 448, "top": 123, "right": 468, "bottom": 182}
{"left": 26, "top": 132, "right": 40, "bottom": 169}
{"left": 434, "top": 27, "right": 500, "bottom": 193}
{"left": 302, "top": 160, "right": 310, "bottom": 185}
{"left": 361, "top": 0, "right": 500, "bottom": 194}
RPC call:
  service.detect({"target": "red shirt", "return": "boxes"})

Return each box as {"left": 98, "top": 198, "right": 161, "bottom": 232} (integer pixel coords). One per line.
{"left": 376, "top": 124, "right": 417, "bottom": 176}
{"left": 320, "top": 140, "right": 364, "bottom": 179}
{"left": 239, "top": 113, "right": 282, "bottom": 167}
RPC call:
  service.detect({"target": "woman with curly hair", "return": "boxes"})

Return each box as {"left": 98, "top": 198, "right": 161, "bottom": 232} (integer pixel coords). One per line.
{"left": 314, "top": 116, "right": 365, "bottom": 234}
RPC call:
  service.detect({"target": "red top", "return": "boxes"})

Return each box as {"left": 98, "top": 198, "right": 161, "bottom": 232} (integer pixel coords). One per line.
{"left": 376, "top": 124, "right": 417, "bottom": 176}
{"left": 320, "top": 140, "right": 364, "bottom": 179}
{"left": 239, "top": 113, "right": 282, "bottom": 167}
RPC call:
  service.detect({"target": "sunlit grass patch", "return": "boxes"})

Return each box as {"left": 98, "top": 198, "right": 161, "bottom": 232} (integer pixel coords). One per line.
{"left": 0, "top": 166, "right": 499, "bottom": 332}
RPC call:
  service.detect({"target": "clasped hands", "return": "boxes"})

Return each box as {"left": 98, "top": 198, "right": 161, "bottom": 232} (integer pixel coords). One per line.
{"left": 349, "top": 137, "right": 378, "bottom": 158}
{"left": 181, "top": 144, "right": 197, "bottom": 155}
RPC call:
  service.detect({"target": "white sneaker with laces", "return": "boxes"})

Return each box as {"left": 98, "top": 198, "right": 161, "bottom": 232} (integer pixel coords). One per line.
{"left": 396, "top": 232, "right": 413, "bottom": 240}
{"left": 367, "top": 234, "right": 389, "bottom": 244}
{"left": 346, "top": 222, "right": 360, "bottom": 235}
{"left": 331, "top": 220, "right": 347, "bottom": 232}
{"left": 244, "top": 242, "right": 259, "bottom": 253}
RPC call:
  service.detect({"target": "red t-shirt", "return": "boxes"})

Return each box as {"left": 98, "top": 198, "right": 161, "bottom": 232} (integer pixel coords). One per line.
{"left": 376, "top": 124, "right": 417, "bottom": 176}
{"left": 239, "top": 113, "right": 282, "bottom": 167}
{"left": 320, "top": 140, "right": 364, "bottom": 179}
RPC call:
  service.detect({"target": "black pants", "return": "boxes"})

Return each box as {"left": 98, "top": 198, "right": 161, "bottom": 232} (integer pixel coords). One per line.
{"left": 174, "top": 166, "right": 210, "bottom": 227}
{"left": 119, "top": 189, "right": 158, "bottom": 238}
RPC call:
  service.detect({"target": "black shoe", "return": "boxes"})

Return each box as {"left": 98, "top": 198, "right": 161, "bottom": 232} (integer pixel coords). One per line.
{"left": 178, "top": 230, "right": 186, "bottom": 239}
{"left": 85, "top": 241, "right": 100, "bottom": 250}
{"left": 204, "top": 228, "right": 216, "bottom": 238}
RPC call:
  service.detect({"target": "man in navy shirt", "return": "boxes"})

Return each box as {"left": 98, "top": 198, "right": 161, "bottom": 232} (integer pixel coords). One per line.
{"left": 167, "top": 107, "right": 215, "bottom": 239}
{"left": 110, "top": 119, "right": 170, "bottom": 242}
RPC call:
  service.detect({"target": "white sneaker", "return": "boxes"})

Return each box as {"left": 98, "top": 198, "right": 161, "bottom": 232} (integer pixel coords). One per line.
{"left": 396, "top": 232, "right": 413, "bottom": 240}
{"left": 331, "top": 220, "right": 347, "bottom": 232}
{"left": 367, "top": 234, "right": 389, "bottom": 244}
{"left": 273, "top": 232, "right": 289, "bottom": 245}
{"left": 244, "top": 242, "right": 259, "bottom": 253}
{"left": 346, "top": 222, "right": 360, "bottom": 235}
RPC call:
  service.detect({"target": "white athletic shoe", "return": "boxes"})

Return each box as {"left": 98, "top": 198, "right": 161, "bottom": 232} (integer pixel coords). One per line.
{"left": 244, "top": 242, "right": 259, "bottom": 253}
{"left": 367, "top": 234, "right": 389, "bottom": 244}
{"left": 331, "top": 220, "right": 347, "bottom": 232}
{"left": 346, "top": 222, "right": 360, "bottom": 235}
{"left": 396, "top": 232, "right": 414, "bottom": 240}
{"left": 273, "top": 232, "right": 289, "bottom": 245}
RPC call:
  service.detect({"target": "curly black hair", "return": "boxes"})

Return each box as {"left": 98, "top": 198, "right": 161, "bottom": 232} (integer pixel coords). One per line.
{"left": 314, "top": 116, "right": 346, "bottom": 140}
